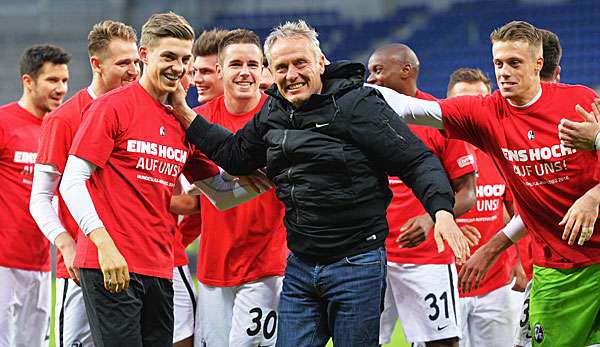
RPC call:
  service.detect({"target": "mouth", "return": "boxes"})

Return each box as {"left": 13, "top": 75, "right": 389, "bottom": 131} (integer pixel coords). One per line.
{"left": 500, "top": 82, "right": 517, "bottom": 88}
{"left": 163, "top": 73, "right": 181, "bottom": 84}
{"left": 286, "top": 82, "right": 306, "bottom": 91}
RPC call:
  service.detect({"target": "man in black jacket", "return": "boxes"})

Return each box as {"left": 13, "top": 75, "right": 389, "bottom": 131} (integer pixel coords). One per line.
{"left": 169, "top": 20, "right": 469, "bottom": 347}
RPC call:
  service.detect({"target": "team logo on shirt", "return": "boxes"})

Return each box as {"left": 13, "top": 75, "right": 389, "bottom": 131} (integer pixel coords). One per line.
{"left": 527, "top": 130, "right": 535, "bottom": 141}
{"left": 160, "top": 126, "right": 166, "bottom": 136}
{"left": 533, "top": 322, "right": 544, "bottom": 343}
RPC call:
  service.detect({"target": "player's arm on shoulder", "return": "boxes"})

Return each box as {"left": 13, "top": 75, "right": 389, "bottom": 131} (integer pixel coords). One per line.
{"left": 452, "top": 172, "right": 477, "bottom": 217}
{"left": 559, "top": 98, "right": 600, "bottom": 150}
{"left": 364, "top": 83, "right": 444, "bottom": 128}
{"left": 60, "top": 155, "right": 129, "bottom": 293}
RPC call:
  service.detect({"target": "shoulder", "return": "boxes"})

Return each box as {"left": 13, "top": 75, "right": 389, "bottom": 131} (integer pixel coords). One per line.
{"left": 545, "top": 82, "right": 598, "bottom": 99}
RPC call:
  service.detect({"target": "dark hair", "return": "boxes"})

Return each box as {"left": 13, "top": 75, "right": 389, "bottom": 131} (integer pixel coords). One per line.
{"left": 193, "top": 28, "right": 230, "bottom": 57}
{"left": 447, "top": 68, "right": 491, "bottom": 95}
{"left": 217, "top": 29, "right": 262, "bottom": 64}
{"left": 19, "top": 44, "right": 70, "bottom": 79}
{"left": 539, "top": 29, "right": 562, "bottom": 80}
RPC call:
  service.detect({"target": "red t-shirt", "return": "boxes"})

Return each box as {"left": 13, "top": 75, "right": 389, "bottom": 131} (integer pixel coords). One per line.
{"left": 457, "top": 149, "right": 512, "bottom": 296}
{"left": 386, "top": 125, "right": 477, "bottom": 264}
{"left": 0, "top": 102, "right": 50, "bottom": 271}
{"left": 386, "top": 89, "right": 477, "bottom": 264}
{"left": 173, "top": 215, "right": 188, "bottom": 267}
{"left": 71, "top": 82, "right": 218, "bottom": 279}
{"left": 178, "top": 213, "right": 202, "bottom": 248}
{"left": 440, "top": 82, "right": 600, "bottom": 269}
{"left": 194, "top": 94, "right": 288, "bottom": 286}
{"left": 37, "top": 89, "right": 93, "bottom": 278}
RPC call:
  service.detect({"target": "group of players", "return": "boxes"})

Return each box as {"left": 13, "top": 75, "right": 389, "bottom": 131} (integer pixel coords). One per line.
{"left": 0, "top": 9, "right": 598, "bottom": 347}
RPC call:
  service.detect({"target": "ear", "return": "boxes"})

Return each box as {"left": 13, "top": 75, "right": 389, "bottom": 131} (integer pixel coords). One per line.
{"left": 535, "top": 56, "right": 544, "bottom": 74}
{"left": 139, "top": 46, "right": 149, "bottom": 65}
{"left": 90, "top": 56, "right": 102, "bottom": 75}
{"left": 318, "top": 54, "right": 326, "bottom": 74}
{"left": 21, "top": 74, "right": 34, "bottom": 91}
{"left": 554, "top": 66, "right": 561, "bottom": 83}
{"left": 216, "top": 63, "right": 223, "bottom": 80}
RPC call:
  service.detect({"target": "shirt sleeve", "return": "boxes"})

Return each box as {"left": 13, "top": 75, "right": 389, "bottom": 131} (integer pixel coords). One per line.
{"left": 438, "top": 95, "right": 495, "bottom": 151}
{"left": 69, "top": 100, "right": 120, "bottom": 168}
{"left": 348, "top": 88, "right": 455, "bottom": 219}
{"left": 185, "top": 109, "right": 268, "bottom": 175}
{"left": 59, "top": 155, "right": 105, "bottom": 235}
{"left": 181, "top": 150, "right": 220, "bottom": 182}
{"left": 36, "top": 116, "right": 73, "bottom": 172}
{"left": 441, "top": 137, "right": 478, "bottom": 180}
{"left": 29, "top": 164, "right": 67, "bottom": 244}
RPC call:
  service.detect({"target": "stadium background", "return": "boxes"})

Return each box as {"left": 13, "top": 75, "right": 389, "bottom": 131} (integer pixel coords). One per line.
{"left": 1, "top": 0, "right": 598, "bottom": 345}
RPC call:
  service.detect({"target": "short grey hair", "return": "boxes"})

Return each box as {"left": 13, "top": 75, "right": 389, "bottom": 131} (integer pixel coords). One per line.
{"left": 264, "top": 20, "right": 322, "bottom": 65}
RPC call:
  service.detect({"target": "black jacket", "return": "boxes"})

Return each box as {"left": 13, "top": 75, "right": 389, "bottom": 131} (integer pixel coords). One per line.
{"left": 187, "top": 61, "right": 454, "bottom": 262}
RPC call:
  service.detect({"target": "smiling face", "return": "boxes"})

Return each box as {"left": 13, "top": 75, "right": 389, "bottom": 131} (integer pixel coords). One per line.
{"left": 140, "top": 37, "right": 193, "bottom": 100}
{"left": 492, "top": 39, "right": 543, "bottom": 105}
{"left": 25, "top": 62, "right": 69, "bottom": 114}
{"left": 269, "top": 36, "right": 325, "bottom": 108}
{"left": 193, "top": 54, "right": 223, "bottom": 103}
{"left": 95, "top": 39, "right": 140, "bottom": 92}
{"left": 367, "top": 51, "right": 407, "bottom": 93}
{"left": 218, "top": 43, "right": 262, "bottom": 101}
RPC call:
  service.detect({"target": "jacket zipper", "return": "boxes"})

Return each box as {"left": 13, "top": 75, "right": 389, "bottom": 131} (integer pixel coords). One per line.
{"left": 282, "top": 128, "right": 300, "bottom": 223}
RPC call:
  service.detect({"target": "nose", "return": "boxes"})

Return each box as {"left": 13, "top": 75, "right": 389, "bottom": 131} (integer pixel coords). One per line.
{"left": 240, "top": 64, "right": 250, "bottom": 77}
{"left": 366, "top": 72, "right": 376, "bottom": 84}
{"left": 56, "top": 80, "right": 68, "bottom": 95}
{"left": 286, "top": 65, "right": 299, "bottom": 81}
{"left": 172, "top": 59, "right": 185, "bottom": 75}
{"left": 128, "top": 62, "right": 140, "bottom": 77}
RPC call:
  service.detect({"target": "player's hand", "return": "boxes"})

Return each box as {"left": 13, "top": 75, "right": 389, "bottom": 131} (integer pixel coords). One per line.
{"left": 458, "top": 244, "right": 497, "bottom": 293}
{"left": 558, "top": 99, "right": 600, "bottom": 150}
{"left": 55, "top": 232, "right": 80, "bottom": 285}
{"left": 397, "top": 214, "right": 434, "bottom": 248}
{"left": 460, "top": 225, "right": 481, "bottom": 247}
{"left": 559, "top": 191, "right": 599, "bottom": 246}
{"left": 224, "top": 169, "right": 273, "bottom": 194}
{"left": 509, "top": 260, "right": 528, "bottom": 292}
{"left": 89, "top": 228, "right": 130, "bottom": 293}
{"left": 433, "top": 210, "right": 470, "bottom": 265}
{"left": 167, "top": 81, "right": 197, "bottom": 129}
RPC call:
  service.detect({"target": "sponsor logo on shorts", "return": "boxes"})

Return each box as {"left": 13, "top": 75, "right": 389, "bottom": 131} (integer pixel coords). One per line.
{"left": 437, "top": 324, "right": 448, "bottom": 331}
{"left": 533, "top": 322, "right": 544, "bottom": 343}
{"left": 71, "top": 341, "right": 83, "bottom": 347}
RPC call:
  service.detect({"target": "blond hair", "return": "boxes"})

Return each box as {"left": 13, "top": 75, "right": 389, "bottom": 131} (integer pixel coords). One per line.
{"left": 447, "top": 68, "right": 492, "bottom": 95}
{"left": 490, "top": 21, "right": 542, "bottom": 57}
{"left": 140, "top": 12, "right": 194, "bottom": 48}
{"left": 87, "top": 20, "right": 137, "bottom": 58}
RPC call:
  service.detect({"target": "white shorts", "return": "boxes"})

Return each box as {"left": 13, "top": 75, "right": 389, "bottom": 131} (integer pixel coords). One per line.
{"left": 459, "top": 283, "right": 515, "bottom": 347}
{"left": 55, "top": 278, "right": 93, "bottom": 347}
{"left": 195, "top": 276, "right": 283, "bottom": 347}
{"left": 379, "top": 262, "right": 461, "bottom": 344}
{"left": 0, "top": 266, "right": 51, "bottom": 347}
{"left": 514, "top": 280, "right": 532, "bottom": 347}
{"left": 173, "top": 265, "right": 197, "bottom": 343}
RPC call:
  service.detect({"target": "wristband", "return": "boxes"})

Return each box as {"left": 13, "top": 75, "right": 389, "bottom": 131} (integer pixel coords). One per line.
{"left": 501, "top": 215, "right": 526, "bottom": 243}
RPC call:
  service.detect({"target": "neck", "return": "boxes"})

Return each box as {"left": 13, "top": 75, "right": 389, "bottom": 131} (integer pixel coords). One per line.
{"left": 509, "top": 82, "right": 541, "bottom": 107}
{"left": 17, "top": 94, "right": 45, "bottom": 119}
{"left": 224, "top": 91, "right": 261, "bottom": 115}
{"left": 90, "top": 75, "right": 110, "bottom": 97}
{"left": 139, "top": 74, "right": 168, "bottom": 103}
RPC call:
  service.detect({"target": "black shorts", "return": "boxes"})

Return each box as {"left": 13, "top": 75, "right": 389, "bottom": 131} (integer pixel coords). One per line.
{"left": 80, "top": 268, "right": 174, "bottom": 347}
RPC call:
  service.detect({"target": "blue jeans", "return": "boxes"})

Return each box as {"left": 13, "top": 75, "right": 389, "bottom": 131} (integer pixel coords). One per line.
{"left": 276, "top": 247, "right": 386, "bottom": 347}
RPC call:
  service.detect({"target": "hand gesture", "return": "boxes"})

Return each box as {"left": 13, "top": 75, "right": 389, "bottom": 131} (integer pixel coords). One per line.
{"left": 433, "top": 210, "right": 471, "bottom": 265}
{"left": 558, "top": 99, "right": 600, "bottom": 150}
{"left": 396, "top": 214, "right": 434, "bottom": 248}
